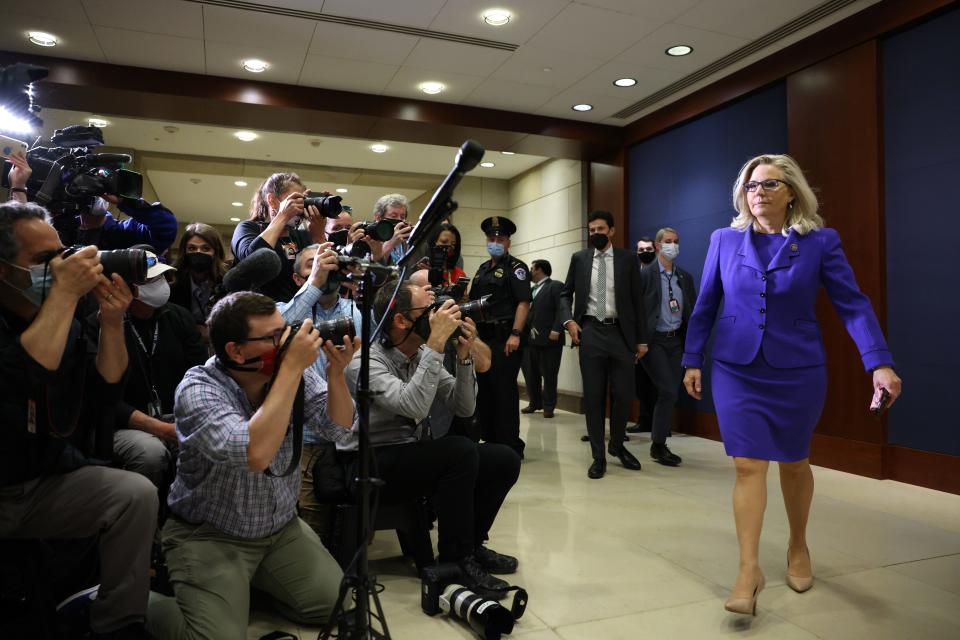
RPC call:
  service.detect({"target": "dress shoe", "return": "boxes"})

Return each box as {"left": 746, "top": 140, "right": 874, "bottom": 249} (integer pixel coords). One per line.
{"left": 587, "top": 458, "right": 606, "bottom": 479}
{"left": 458, "top": 554, "right": 511, "bottom": 599}
{"left": 650, "top": 442, "right": 682, "bottom": 466}
{"left": 475, "top": 545, "right": 519, "bottom": 574}
{"left": 608, "top": 445, "right": 641, "bottom": 470}
{"left": 725, "top": 571, "right": 765, "bottom": 616}
{"left": 521, "top": 405, "right": 540, "bottom": 414}
{"left": 580, "top": 434, "right": 590, "bottom": 442}
{"left": 786, "top": 547, "right": 814, "bottom": 593}
{"left": 626, "top": 423, "right": 649, "bottom": 434}
{"left": 543, "top": 409, "right": 555, "bottom": 418}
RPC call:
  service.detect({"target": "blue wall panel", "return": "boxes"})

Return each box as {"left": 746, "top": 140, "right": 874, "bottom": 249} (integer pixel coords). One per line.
{"left": 627, "top": 82, "right": 787, "bottom": 413}
{"left": 883, "top": 7, "right": 960, "bottom": 456}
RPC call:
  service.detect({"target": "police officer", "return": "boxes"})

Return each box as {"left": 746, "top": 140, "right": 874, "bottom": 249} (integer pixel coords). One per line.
{"left": 470, "top": 216, "right": 531, "bottom": 458}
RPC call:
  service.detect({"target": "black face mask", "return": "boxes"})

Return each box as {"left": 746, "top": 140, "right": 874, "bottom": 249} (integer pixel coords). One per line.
{"left": 407, "top": 312, "right": 431, "bottom": 342}
{"left": 184, "top": 252, "right": 214, "bottom": 272}
{"left": 637, "top": 251, "right": 656, "bottom": 264}
{"left": 328, "top": 229, "right": 348, "bottom": 247}
{"left": 589, "top": 233, "right": 609, "bottom": 251}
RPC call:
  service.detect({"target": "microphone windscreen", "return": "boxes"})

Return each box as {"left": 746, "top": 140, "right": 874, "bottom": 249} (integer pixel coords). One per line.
{"left": 455, "top": 139, "right": 485, "bottom": 173}
{"left": 223, "top": 247, "right": 282, "bottom": 293}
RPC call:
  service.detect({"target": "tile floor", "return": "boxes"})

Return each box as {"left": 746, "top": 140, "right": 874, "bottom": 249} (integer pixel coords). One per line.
{"left": 249, "top": 408, "right": 960, "bottom": 639}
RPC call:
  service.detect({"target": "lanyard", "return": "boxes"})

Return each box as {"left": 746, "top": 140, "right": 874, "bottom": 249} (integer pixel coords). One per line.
{"left": 130, "top": 320, "right": 159, "bottom": 357}
{"left": 662, "top": 269, "right": 676, "bottom": 301}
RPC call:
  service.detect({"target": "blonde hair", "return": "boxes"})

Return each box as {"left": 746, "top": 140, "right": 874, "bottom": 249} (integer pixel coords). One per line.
{"left": 655, "top": 227, "right": 678, "bottom": 244}
{"left": 730, "top": 154, "right": 823, "bottom": 236}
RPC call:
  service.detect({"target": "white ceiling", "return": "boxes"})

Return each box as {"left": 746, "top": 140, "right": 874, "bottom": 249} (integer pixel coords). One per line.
{"left": 0, "top": 0, "right": 881, "bottom": 125}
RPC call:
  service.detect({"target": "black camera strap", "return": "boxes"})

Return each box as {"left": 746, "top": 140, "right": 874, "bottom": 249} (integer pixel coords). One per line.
{"left": 263, "top": 328, "right": 305, "bottom": 479}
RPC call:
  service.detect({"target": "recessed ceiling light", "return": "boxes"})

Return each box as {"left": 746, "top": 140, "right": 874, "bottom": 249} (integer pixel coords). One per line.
{"left": 614, "top": 78, "right": 637, "bottom": 87}
{"left": 370, "top": 143, "right": 389, "bottom": 153}
{"left": 419, "top": 81, "right": 444, "bottom": 95}
{"left": 336, "top": 188, "right": 348, "bottom": 193}
{"left": 501, "top": 151, "right": 515, "bottom": 155}
{"left": 480, "top": 162, "right": 495, "bottom": 168}
{"left": 482, "top": 9, "right": 511, "bottom": 26}
{"left": 87, "top": 117, "right": 109, "bottom": 127}
{"left": 242, "top": 59, "right": 270, "bottom": 73}
{"left": 230, "top": 217, "right": 242, "bottom": 222}
{"left": 231, "top": 202, "right": 243, "bottom": 207}
{"left": 572, "top": 104, "right": 593, "bottom": 112}
{"left": 234, "top": 180, "right": 248, "bottom": 187}
{"left": 27, "top": 31, "right": 57, "bottom": 47}
{"left": 234, "top": 130, "right": 258, "bottom": 142}
{"left": 666, "top": 45, "right": 693, "bottom": 57}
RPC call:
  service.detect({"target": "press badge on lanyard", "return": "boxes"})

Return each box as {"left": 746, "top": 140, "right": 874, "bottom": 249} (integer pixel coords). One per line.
{"left": 669, "top": 298, "right": 680, "bottom": 314}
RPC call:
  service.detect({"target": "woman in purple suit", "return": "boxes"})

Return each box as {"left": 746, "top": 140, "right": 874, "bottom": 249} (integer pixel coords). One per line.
{"left": 682, "top": 154, "right": 902, "bottom": 616}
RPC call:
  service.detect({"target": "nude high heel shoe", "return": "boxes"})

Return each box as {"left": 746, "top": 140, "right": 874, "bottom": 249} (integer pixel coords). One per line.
{"left": 786, "top": 547, "right": 814, "bottom": 593}
{"left": 725, "top": 571, "right": 766, "bottom": 616}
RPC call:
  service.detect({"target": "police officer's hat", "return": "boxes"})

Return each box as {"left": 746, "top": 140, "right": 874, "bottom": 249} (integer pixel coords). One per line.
{"left": 480, "top": 216, "right": 517, "bottom": 237}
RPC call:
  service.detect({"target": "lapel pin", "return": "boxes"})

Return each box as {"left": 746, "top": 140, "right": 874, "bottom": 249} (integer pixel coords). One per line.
{"left": 790, "top": 243, "right": 798, "bottom": 252}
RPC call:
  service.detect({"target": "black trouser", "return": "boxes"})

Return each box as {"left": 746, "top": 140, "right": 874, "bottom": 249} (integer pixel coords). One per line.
{"left": 477, "top": 329, "right": 525, "bottom": 456}
{"left": 373, "top": 436, "right": 520, "bottom": 562}
{"left": 578, "top": 319, "right": 636, "bottom": 461}
{"left": 521, "top": 344, "right": 563, "bottom": 411}
{"left": 634, "top": 361, "right": 658, "bottom": 430}
{"left": 640, "top": 334, "right": 684, "bottom": 444}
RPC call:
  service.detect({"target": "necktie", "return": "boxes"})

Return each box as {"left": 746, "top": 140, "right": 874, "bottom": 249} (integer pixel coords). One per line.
{"left": 596, "top": 251, "right": 607, "bottom": 321}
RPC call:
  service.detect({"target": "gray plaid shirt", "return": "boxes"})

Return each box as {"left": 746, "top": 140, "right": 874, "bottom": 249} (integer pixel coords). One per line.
{"left": 168, "top": 356, "right": 355, "bottom": 538}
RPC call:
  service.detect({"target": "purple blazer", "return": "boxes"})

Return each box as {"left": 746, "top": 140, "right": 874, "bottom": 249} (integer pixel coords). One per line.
{"left": 682, "top": 226, "right": 893, "bottom": 371}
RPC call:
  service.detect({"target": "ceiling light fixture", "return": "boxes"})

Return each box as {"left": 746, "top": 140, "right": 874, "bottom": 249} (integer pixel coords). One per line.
{"left": 231, "top": 202, "right": 243, "bottom": 207}
{"left": 480, "top": 162, "right": 495, "bottom": 168}
{"left": 234, "top": 130, "right": 258, "bottom": 142}
{"left": 336, "top": 188, "right": 348, "bottom": 193}
{"left": 482, "top": 9, "right": 511, "bottom": 26}
{"left": 614, "top": 78, "right": 637, "bottom": 87}
{"left": 571, "top": 104, "right": 593, "bottom": 112}
{"left": 230, "top": 217, "right": 242, "bottom": 222}
{"left": 370, "top": 143, "right": 389, "bottom": 153}
{"left": 501, "top": 151, "right": 515, "bottom": 155}
{"left": 87, "top": 117, "right": 109, "bottom": 127}
{"left": 234, "top": 180, "right": 248, "bottom": 187}
{"left": 665, "top": 45, "right": 693, "bottom": 57}
{"left": 27, "top": 31, "right": 57, "bottom": 47}
{"left": 241, "top": 59, "right": 270, "bottom": 73}
{"left": 419, "top": 81, "right": 445, "bottom": 95}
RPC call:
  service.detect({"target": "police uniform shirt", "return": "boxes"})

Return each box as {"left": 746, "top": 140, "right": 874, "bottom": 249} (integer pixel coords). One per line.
{"left": 469, "top": 253, "right": 532, "bottom": 323}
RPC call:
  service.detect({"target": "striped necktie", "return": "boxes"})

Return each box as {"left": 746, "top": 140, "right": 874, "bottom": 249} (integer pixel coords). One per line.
{"left": 596, "top": 251, "right": 607, "bottom": 321}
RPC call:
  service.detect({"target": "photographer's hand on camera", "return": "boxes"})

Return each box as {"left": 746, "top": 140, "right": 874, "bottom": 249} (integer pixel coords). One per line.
{"left": 307, "top": 242, "right": 338, "bottom": 289}
{"left": 426, "top": 299, "right": 462, "bottom": 353}
{"left": 50, "top": 245, "right": 105, "bottom": 300}
{"left": 280, "top": 319, "right": 323, "bottom": 374}
{"left": 347, "top": 222, "right": 366, "bottom": 246}
{"left": 456, "top": 316, "right": 477, "bottom": 361}
{"left": 7, "top": 153, "right": 31, "bottom": 203}
{"left": 382, "top": 221, "right": 412, "bottom": 256}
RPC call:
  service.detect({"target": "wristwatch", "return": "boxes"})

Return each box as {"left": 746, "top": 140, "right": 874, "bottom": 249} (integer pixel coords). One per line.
{"left": 510, "top": 329, "right": 522, "bottom": 337}
{"left": 457, "top": 357, "right": 474, "bottom": 366}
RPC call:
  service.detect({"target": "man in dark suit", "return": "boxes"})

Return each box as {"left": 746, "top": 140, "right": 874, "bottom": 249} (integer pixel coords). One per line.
{"left": 629, "top": 236, "right": 659, "bottom": 434}
{"left": 638, "top": 227, "right": 696, "bottom": 466}
{"left": 561, "top": 210, "right": 646, "bottom": 479}
{"left": 521, "top": 259, "right": 565, "bottom": 419}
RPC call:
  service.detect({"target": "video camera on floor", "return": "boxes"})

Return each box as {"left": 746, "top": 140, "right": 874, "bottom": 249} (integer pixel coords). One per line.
{"left": 421, "top": 563, "right": 528, "bottom": 640}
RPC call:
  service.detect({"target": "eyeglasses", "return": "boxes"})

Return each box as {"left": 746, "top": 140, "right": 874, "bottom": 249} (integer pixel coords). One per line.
{"left": 242, "top": 327, "right": 286, "bottom": 348}
{"left": 744, "top": 179, "right": 790, "bottom": 193}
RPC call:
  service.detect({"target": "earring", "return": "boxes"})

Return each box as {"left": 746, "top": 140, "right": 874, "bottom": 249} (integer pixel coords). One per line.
{"left": 788, "top": 200, "right": 795, "bottom": 210}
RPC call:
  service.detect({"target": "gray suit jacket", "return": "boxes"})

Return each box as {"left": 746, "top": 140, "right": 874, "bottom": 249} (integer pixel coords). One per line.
{"left": 639, "top": 260, "right": 696, "bottom": 343}
{"left": 560, "top": 246, "right": 645, "bottom": 349}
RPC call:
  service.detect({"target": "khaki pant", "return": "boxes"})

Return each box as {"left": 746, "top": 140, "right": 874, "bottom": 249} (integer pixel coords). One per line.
{"left": 146, "top": 516, "right": 343, "bottom": 640}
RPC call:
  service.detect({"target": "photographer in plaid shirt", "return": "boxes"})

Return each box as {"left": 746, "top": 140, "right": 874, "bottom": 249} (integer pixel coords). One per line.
{"left": 146, "top": 291, "right": 358, "bottom": 640}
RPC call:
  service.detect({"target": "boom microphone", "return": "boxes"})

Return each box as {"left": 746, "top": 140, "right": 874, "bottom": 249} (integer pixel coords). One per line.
{"left": 223, "top": 247, "right": 282, "bottom": 293}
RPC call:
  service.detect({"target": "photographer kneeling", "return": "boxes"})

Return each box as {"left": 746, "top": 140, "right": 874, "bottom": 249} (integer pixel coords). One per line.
{"left": 344, "top": 279, "right": 520, "bottom": 597}
{"left": 0, "top": 201, "right": 157, "bottom": 639}
{"left": 147, "top": 293, "right": 357, "bottom": 640}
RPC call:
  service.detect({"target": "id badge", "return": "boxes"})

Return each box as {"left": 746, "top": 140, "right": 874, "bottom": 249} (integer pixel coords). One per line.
{"left": 148, "top": 389, "right": 163, "bottom": 418}
{"left": 669, "top": 298, "right": 680, "bottom": 314}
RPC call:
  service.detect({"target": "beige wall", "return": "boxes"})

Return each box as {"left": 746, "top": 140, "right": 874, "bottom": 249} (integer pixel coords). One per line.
{"left": 508, "top": 159, "right": 586, "bottom": 396}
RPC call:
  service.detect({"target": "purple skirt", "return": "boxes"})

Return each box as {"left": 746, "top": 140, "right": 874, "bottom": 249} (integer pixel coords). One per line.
{"left": 712, "top": 351, "right": 827, "bottom": 462}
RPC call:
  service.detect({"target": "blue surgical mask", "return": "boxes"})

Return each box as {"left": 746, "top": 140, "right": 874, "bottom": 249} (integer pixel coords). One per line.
{"left": 3, "top": 260, "right": 53, "bottom": 307}
{"left": 487, "top": 242, "right": 505, "bottom": 258}
{"left": 660, "top": 243, "right": 679, "bottom": 260}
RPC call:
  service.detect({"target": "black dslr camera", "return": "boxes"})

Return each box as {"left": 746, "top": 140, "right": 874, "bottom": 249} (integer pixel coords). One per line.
{"left": 422, "top": 563, "right": 527, "bottom": 640}
{"left": 356, "top": 218, "right": 399, "bottom": 242}
{"left": 61, "top": 245, "right": 149, "bottom": 284}
{"left": 286, "top": 316, "right": 356, "bottom": 347}
{"left": 302, "top": 191, "right": 343, "bottom": 218}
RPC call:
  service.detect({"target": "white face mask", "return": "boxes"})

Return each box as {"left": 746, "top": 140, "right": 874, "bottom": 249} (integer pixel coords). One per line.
{"left": 660, "top": 243, "right": 679, "bottom": 260}
{"left": 136, "top": 277, "right": 170, "bottom": 308}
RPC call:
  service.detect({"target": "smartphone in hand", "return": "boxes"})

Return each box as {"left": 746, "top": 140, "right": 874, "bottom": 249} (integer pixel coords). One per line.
{"left": 870, "top": 387, "right": 891, "bottom": 415}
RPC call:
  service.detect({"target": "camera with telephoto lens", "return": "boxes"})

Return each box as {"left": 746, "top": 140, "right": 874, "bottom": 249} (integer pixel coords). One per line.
{"left": 357, "top": 218, "right": 399, "bottom": 242}
{"left": 303, "top": 191, "right": 343, "bottom": 218}
{"left": 421, "top": 563, "right": 528, "bottom": 640}
{"left": 285, "top": 316, "right": 356, "bottom": 349}
{"left": 430, "top": 293, "right": 492, "bottom": 342}
{"left": 61, "top": 245, "right": 148, "bottom": 284}
{"left": 2, "top": 125, "right": 143, "bottom": 216}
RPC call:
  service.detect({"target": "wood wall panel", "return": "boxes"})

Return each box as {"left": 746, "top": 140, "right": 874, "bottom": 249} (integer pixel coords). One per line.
{"left": 587, "top": 149, "right": 626, "bottom": 243}
{"left": 787, "top": 41, "right": 886, "bottom": 445}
